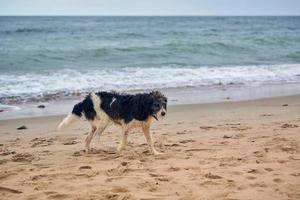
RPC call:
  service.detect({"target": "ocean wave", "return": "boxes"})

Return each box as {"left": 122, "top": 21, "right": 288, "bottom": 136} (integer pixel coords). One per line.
{"left": 114, "top": 32, "right": 148, "bottom": 38}
{"left": 71, "top": 42, "right": 251, "bottom": 58}
{"left": 0, "top": 104, "right": 20, "bottom": 111}
{"left": 0, "top": 64, "right": 300, "bottom": 104}
{"left": 3, "top": 27, "right": 54, "bottom": 34}
{"left": 163, "top": 42, "right": 250, "bottom": 53}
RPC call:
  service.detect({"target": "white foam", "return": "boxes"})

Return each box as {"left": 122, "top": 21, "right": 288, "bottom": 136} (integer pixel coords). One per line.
{"left": 0, "top": 64, "right": 300, "bottom": 100}
{"left": 0, "top": 103, "right": 20, "bottom": 111}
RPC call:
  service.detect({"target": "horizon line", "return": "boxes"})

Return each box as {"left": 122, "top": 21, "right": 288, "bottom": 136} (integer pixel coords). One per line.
{"left": 1, "top": 14, "right": 300, "bottom": 17}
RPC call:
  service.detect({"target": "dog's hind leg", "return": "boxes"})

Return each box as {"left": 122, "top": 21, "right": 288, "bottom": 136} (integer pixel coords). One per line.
{"left": 117, "top": 129, "right": 129, "bottom": 153}
{"left": 142, "top": 123, "right": 161, "bottom": 155}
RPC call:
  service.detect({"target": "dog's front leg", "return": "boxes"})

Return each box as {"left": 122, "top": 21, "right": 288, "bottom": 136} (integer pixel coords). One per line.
{"left": 85, "top": 122, "right": 108, "bottom": 153}
{"left": 85, "top": 126, "right": 97, "bottom": 153}
{"left": 142, "top": 125, "right": 161, "bottom": 155}
{"left": 117, "top": 129, "right": 128, "bottom": 153}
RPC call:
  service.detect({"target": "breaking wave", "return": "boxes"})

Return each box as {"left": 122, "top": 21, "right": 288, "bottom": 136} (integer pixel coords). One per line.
{"left": 1, "top": 64, "right": 300, "bottom": 104}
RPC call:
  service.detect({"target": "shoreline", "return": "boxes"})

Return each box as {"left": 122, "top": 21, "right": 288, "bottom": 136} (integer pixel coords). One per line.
{"left": 0, "top": 93, "right": 299, "bottom": 121}
{"left": 1, "top": 82, "right": 300, "bottom": 120}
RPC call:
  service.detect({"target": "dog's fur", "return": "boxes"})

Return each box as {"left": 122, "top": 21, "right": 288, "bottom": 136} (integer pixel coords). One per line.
{"left": 58, "top": 91, "right": 167, "bottom": 155}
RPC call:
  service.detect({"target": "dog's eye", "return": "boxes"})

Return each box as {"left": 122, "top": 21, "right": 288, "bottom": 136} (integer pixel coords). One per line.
{"left": 154, "top": 103, "right": 160, "bottom": 108}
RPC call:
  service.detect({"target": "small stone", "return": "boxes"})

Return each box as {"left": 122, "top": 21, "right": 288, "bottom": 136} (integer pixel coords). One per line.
{"left": 79, "top": 165, "right": 92, "bottom": 170}
{"left": 282, "top": 104, "right": 288, "bottom": 106}
{"left": 223, "top": 135, "right": 232, "bottom": 139}
{"left": 0, "top": 109, "right": 4, "bottom": 112}
{"left": 17, "top": 125, "right": 27, "bottom": 130}
{"left": 120, "top": 161, "right": 129, "bottom": 166}
{"left": 37, "top": 105, "right": 45, "bottom": 109}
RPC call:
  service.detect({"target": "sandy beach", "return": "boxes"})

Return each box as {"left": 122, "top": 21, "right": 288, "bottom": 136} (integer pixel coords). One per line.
{"left": 0, "top": 95, "right": 299, "bottom": 200}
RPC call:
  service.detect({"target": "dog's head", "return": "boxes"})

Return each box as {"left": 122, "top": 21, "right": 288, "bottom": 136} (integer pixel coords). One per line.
{"left": 149, "top": 91, "right": 168, "bottom": 120}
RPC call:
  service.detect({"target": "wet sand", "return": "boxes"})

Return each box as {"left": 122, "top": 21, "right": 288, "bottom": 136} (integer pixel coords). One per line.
{"left": 0, "top": 95, "right": 300, "bottom": 200}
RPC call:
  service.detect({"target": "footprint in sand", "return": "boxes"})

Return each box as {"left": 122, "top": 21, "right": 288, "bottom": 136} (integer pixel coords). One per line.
{"left": 45, "top": 192, "right": 70, "bottom": 199}
{"left": 246, "top": 169, "right": 259, "bottom": 174}
{"left": 149, "top": 173, "right": 172, "bottom": 182}
{"left": 63, "top": 140, "right": 79, "bottom": 145}
{"left": 226, "top": 179, "right": 236, "bottom": 187}
{"left": 104, "top": 192, "right": 133, "bottom": 200}
{"left": 111, "top": 186, "right": 129, "bottom": 193}
{"left": 0, "top": 170, "right": 17, "bottom": 180}
{"left": 176, "top": 131, "right": 186, "bottom": 135}
{"left": 72, "top": 151, "right": 83, "bottom": 157}
{"left": 168, "top": 166, "right": 181, "bottom": 172}
{"left": 11, "top": 153, "right": 35, "bottom": 162}
{"left": 233, "top": 133, "right": 245, "bottom": 139}
{"left": 264, "top": 168, "right": 274, "bottom": 172}
{"left": 31, "top": 137, "right": 55, "bottom": 147}
{"left": 106, "top": 167, "right": 130, "bottom": 177}
{"left": 179, "top": 139, "right": 196, "bottom": 144}
{"left": 273, "top": 178, "right": 283, "bottom": 183}
{"left": 249, "top": 182, "right": 267, "bottom": 188}
{"left": 281, "top": 123, "right": 298, "bottom": 128}
{"left": 279, "top": 146, "right": 297, "bottom": 153}
{"left": 290, "top": 172, "right": 300, "bottom": 177}
{"left": 204, "top": 172, "right": 222, "bottom": 179}
{"left": 253, "top": 151, "right": 265, "bottom": 158}
{"left": 199, "top": 126, "right": 216, "bottom": 130}
{"left": 185, "top": 148, "right": 216, "bottom": 152}
{"left": 199, "top": 180, "right": 220, "bottom": 186}
{"left": 222, "top": 123, "right": 252, "bottom": 131}
{"left": 246, "top": 176, "right": 257, "bottom": 180}
{"left": 164, "top": 142, "right": 180, "bottom": 147}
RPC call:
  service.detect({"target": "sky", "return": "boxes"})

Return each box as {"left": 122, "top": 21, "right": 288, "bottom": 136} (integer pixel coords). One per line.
{"left": 0, "top": 0, "right": 300, "bottom": 16}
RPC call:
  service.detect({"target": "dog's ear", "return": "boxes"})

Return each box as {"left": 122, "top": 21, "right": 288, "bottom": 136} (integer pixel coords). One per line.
{"left": 150, "top": 91, "right": 167, "bottom": 103}
{"left": 150, "top": 91, "right": 162, "bottom": 98}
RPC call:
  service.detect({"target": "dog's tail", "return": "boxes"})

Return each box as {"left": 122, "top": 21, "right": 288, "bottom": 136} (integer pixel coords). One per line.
{"left": 57, "top": 102, "right": 83, "bottom": 131}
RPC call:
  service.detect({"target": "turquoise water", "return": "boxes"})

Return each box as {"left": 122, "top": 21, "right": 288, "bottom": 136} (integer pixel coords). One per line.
{"left": 0, "top": 16, "right": 300, "bottom": 104}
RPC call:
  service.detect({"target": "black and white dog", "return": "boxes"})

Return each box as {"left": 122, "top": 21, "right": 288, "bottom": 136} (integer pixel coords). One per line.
{"left": 58, "top": 91, "right": 167, "bottom": 155}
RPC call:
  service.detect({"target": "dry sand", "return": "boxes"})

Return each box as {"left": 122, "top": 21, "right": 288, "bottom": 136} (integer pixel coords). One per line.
{"left": 0, "top": 95, "right": 300, "bottom": 200}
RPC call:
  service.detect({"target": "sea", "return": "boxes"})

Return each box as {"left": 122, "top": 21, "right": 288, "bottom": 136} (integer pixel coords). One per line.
{"left": 1, "top": 16, "right": 300, "bottom": 118}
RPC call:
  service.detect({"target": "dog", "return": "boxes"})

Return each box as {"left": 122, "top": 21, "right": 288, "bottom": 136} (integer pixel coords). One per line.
{"left": 58, "top": 91, "right": 167, "bottom": 155}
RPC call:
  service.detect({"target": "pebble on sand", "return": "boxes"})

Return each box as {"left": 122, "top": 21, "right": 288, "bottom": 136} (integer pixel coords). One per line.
{"left": 17, "top": 125, "right": 27, "bottom": 130}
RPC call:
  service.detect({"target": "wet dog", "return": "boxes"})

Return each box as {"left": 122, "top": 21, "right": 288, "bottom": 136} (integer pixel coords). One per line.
{"left": 58, "top": 91, "right": 167, "bottom": 155}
